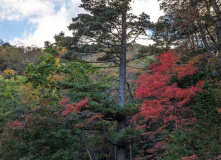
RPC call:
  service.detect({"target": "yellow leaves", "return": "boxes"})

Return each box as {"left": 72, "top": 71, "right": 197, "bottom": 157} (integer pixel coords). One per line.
{"left": 207, "top": 57, "right": 220, "bottom": 69}
{"left": 211, "top": 88, "right": 221, "bottom": 106}
{"left": 3, "top": 68, "right": 16, "bottom": 75}
{"left": 57, "top": 46, "right": 66, "bottom": 54}
{"left": 47, "top": 73, "right": 67, "bottom": 82}
{"left": 54, "top": 47, "right": 66, "bottom": 65}
{"left": 211, "top": 82, "right": 221, "bottom": 114}
{"left": 18, "top": 83, "right": 41, "bottom": 105}
{"left": 190, "top": 53, "right": 221, "bottom": 69}
{"left": 54, "top": 57, "right": 60, "bottom": 65}
{"left": 190, "top": 53, "right": 209, "bottom": 65}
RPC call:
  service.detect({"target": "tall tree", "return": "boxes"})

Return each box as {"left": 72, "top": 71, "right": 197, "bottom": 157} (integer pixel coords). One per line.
{"left": 61, "top": 0, "right": 150, "bottom": 159}
{"left": 158, "top": 0, "right": 221, "bottom": 52}
{"left": 132, "top": 51, "right": 204, "bottom": 159}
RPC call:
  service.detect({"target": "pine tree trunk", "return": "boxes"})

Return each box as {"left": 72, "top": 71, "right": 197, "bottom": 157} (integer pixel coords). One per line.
{"left": 117, "top": 117, "right": 126, "bottom": 160}
{"left": 117, "top": 1, "right": 127, "bottom": 159}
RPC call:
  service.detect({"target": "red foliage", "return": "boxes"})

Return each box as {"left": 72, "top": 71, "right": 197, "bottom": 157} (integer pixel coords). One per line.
{"left": 177, "top": 62, "right": 197, "bottom": 79}
{"left": 132, "top": 51, "right": 204, "bottom": 127}
{"left": 58, "top": 98, "right": 69, "bottom": 107}
{"left": 7, "top": 120, "right": 24, "bottom": 130}
{"left": 61, "top": 98, "right": 89, "bottom": 116}
{"left": 181, "top": 155, "right": 198, "bottom": 160}
{"left": 215, "top": 155, "right": 221, "bottom": 160}
{"left": 88, "top": 113, "right": 103, "bottom": 122}
{"left": 153, "top": 141, "right": 164, "bottom": 150}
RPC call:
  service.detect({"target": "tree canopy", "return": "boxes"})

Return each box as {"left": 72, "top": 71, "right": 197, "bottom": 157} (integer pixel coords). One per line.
{"left": 0, "top": 0, "right": 221, "bottom": 160}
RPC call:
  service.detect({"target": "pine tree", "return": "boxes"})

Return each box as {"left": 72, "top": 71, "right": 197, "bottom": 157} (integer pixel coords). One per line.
{"left": 61, "top": 0, "right": 151, "bottom": 159}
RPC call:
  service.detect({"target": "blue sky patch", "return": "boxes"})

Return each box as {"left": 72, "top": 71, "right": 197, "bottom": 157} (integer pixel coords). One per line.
{"left": 0, "top": 19, "right": 36, "bottom": 43}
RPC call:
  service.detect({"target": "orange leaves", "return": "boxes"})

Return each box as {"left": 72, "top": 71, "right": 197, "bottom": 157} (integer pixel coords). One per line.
{"left": 88, "top": 113, "right": 103, "bottom": 122}
{"left": 181, "top": 155, "right": 198, "bottom": 160}
{"left": 60, "top": 98, "right": 89, "bottom": 116}
{"left": 153, "top": 141, "right": 164, "bottom": 150}
{"left": 135, "top": 125, "right": 146, "bottom": 130}
{"left": 75, "top": 113, "right": 104, "bottom": 128}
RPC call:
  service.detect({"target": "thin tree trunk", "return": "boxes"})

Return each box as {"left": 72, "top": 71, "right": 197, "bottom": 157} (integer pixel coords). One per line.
{"left": 190, "top": 34, "right": 195, "bottom": 52}
{"left": 195, "top": 32, "right": 200, "bottom": 47}
{"left": 83, "top": 139, "right": 93, "bottom": 160}
{"left": 197, "top": 20, "right": 210, "bottom": 50}
{"left": 205, "top": 0, "right": 216, "bottom": 46}
{"left": 129, "top": 142, "right": 132, "bottom": 160}
{"left": 193, "top": 2, "right": 210, "bottom": 51}
{"left": 210, "top": 0, "right": 221, "bottom": 43}
{"left": 114, "top": 146, "right": 117, "bottom": 160}
{"left": 206, "top": 27, "right": 216, "bottom": 45}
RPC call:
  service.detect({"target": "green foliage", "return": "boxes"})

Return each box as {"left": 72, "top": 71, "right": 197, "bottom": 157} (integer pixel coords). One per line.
{"left": 109, "top": 127, "right": 142, "bottom": 144}
{"left": 157, "top": 70, "right": 221, "bottom": 159}
{"left": 1, "top": 1, "right": 221, "bottom": 159}
{"left": 25, "top": 46, "right": 110, "bottom": 101}
{"left": 61, "top": 0, "right": 150, "bottom": 64}
{"left": 0, "top": 105, "right": 89, "bottom": 160}
{"left": 4, "top": 44, "right": 117, "bottom": 160}
{"left": 0, "top": 44, "right": 44, "bottom": 74}
{"left": 138, "top": 45, "right": 164, "bottom": 57}
{"left": 157, "top": 129, "right": 202, "bottom": 160}
{"left": 0, "top": 76, "right": 28, "bottom": 128}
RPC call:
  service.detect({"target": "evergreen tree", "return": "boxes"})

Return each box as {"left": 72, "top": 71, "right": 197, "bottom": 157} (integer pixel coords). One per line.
{"left": 60, "top": 0, "right": 151, "bottom": 159}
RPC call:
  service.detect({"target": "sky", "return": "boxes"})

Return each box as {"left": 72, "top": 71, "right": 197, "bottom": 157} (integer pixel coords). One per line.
{"left": 0, "top": 0, "right": 164, "bottom": 48}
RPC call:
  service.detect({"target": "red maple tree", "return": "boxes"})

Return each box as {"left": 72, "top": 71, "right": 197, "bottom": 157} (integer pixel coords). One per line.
{"left": 131, "top": 51, "right": 204, "bottom": 127}
{"left": 131, "top": 51, "right": 204, "bottom": 159}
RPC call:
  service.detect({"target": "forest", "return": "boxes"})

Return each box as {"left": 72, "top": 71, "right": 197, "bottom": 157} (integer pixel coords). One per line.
{"left": 0, "top": 0, "right": 220, "bottom": 160}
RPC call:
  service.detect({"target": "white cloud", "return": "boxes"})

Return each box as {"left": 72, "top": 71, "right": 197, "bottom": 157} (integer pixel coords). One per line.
{"left": 130, "top": 0, "right": 164, "bottom": 45}
{"left": 0, "top": 0, "right": 54, "bottom": 21}
{"left": 131, "top": 0, "right": 164, "bottom": 22}
{"left": 11, "top": 5, "right": 73, "bottom": 47}
{"left": 6, "top": 0, "right": 163, "bottom": 47}
{"left": 7, "top": 0, "right": 83, "bottom": 47}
